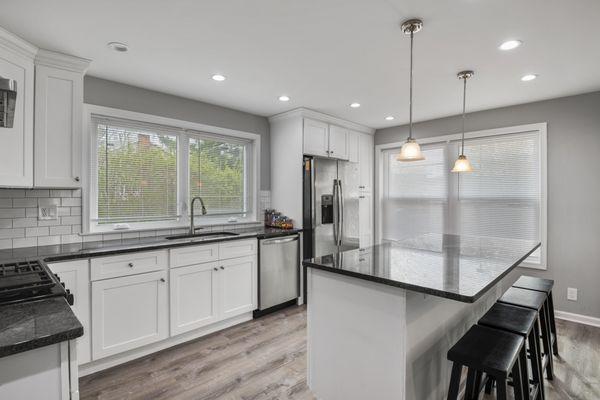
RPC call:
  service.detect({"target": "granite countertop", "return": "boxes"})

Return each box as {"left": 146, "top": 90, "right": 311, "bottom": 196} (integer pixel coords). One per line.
{"left": 303, "top": 233, "right": 541, "bottom": 303}
{"left": 0, "top": 297, "right": 83, "bottom": 358}
{"left": 0, "top": 225, "right": 301, "bottom": 358}
{"left": 0, "top": 226, "right": 303, "bottom": 264}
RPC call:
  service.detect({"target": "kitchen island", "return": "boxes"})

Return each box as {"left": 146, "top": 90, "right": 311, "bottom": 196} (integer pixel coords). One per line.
{"left": 302, "top": 234, "right": 540, "bottom": 400}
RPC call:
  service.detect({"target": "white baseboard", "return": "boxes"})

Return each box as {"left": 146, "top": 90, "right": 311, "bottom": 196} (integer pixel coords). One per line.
{"left": 555, "top": 310, "right": 600, "bottom": 328}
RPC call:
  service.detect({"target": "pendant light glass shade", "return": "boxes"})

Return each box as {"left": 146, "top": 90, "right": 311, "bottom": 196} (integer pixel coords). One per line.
{"left": 451, "top": 154, "right": 473, "bottom": 172}
{"left": 398, "top": 138, "right": 425, "bottom": 161}
{"left": 452, "top": 70, "right": 475, "bottom": 173}
{"left": 396, "top": 19, "right": 425, "bottom": 163}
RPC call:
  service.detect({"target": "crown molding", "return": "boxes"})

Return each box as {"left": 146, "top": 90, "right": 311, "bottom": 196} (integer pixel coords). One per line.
{"left": 269, "top": 107, "right": 375, "bottom": 135}
{"left": 0, "top": 25, "right": 38, "bottom": 60}
{"left": 35, "top": 49, "right": 91, "bottom": 73}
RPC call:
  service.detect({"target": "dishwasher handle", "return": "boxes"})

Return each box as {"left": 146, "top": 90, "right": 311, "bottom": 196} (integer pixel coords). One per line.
{"left": 261, "top": 235, "right": 299, "bottom": 245}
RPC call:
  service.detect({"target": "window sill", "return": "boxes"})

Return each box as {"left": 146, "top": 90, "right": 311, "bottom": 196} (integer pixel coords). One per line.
{"left": 83, "top": 220, "right": 261, "bottom": 236}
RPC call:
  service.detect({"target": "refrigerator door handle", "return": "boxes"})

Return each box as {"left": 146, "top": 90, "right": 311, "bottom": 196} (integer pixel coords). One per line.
{"left": 338, "top": 180, "right": 344, "bottom": 246}
{"left": 332, "top": 180, "right": 339, "bottom": 245}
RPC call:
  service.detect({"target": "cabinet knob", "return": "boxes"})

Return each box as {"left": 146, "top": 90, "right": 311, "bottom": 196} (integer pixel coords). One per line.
{"left": 160, "top": 278, "right": 165, "bottom": 282}
{"left": 359, "top": 195, "right": 365, "bottom": 199}
{"left": 220, "top": 266, "right": 225, "bottom": 270}
{"left": 359, "top": 186, "right": 365, "bottom": 189}
{"left": 128, "top": 262, "right": 134, "bottom": 268}
{"left": 213, "top": 267, "right": 218, "bottom": 271}
{"left": 74, "top": 176, "right": 80, "bottom": 182}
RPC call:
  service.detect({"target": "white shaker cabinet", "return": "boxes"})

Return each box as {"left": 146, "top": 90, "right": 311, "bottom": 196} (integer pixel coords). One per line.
{"left": 47, "top": 259, "right": 92, "bottom": 365}
{"left": 358, "top": 132, "right": 374, "bottom": 193}
{"left": 328, "top": 124, "right": 349, "bottom": 160}
{"left": 170, "top": 262, "right": 220, "bottom": 336}
{"left": 220, "top": 255, "right": 257, "bottom": 319}
{"left": 0, "top": 28, "right": 36, "bottom": 187}
{"left": 91, "top": 271, "right": 169, "bottom": 360}
{"left": 34, "top": 50, "right": 90, "bottom": 188}
{"left": 303, "top": 118, "right": 329, "bottom": 157}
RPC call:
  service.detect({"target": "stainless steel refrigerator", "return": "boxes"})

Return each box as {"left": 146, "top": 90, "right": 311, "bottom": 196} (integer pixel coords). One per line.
{"left": 302, "top": 156, "right": 360, "bottom": 260}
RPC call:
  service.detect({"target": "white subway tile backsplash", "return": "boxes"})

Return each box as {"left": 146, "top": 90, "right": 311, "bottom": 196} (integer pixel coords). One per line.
{"left": 61, "top": 198, "right": 81, "bottom": 207}
{"left": 70, "top": 207, "right": 81, "bottom": 216}
{"left": 102, "top": 233, "right": 122, "bottom": 241}
{"left": 72, "top": 225, "right": 82, "bottom": 234}
{"left": 0, "top": 238, "right": 12, "bottom": 249}
{"left": 0, "top": 209, "right": 25, "bottom": 218}
{"left": 38, "top": 219, "right": 62, "bottom": 227}
{"left": 49, "top": 225, "right": 72, "bottom": 236}
{"left": 0, "top": 228, "right": 24, "bottom": 239}
{"left": 38, "top": 198, "right": 61, "bottom": 206}
{"left": 83, "top": 234, "right": 103, "bottom": 243}
{"left": 61, "top": 216, "right": 80, "bottom": 225}
{"left": 50, "top": 190, "right": 72, "bottom": 198}
{"left": 25, "top": 189, "right": 50, "bottom": 197}
{"left": 57, "top": 207, "right": 71, "bottom": 216}
{"left": 13, "top": 218, "right": 38, "bottom": 228}
{"left": 37, "top": 236, "right": 61, "bottom": 246}
{"left": 25, "top": 208, "right": 38, "bottom": 217}
{"left": 72, "top": 189, "right": 82, "bottom": 198}
{"left": 13, "top": 237, "right": 37, "bottom": 248}
{"left": 0, "top": 219, "right": 12, "bottom": 229}
{"left": 61, "top": 234, "right": 82, "bottom": 244}
{"left": 0, "top": 199, "right": 13, "bottom": 208}
{"left": 12, "top": 198, "right": 37, "bottom": 208}
{"left": 26, "top": 226, "right": 50, "bottom": 237}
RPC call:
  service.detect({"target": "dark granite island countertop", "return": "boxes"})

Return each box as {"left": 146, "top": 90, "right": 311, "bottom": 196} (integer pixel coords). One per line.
{"left": 303, "top": 233, "right": 541, "bottom": 303}
{"left": 0, "top": 297, "right": 83, "bottom": 358}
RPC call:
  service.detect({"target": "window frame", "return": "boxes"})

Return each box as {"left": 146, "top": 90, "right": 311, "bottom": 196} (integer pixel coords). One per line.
{"left": 82, "top": 104, "right": 260, "bottom": 234}
{"left": 375, "top": 122, "right": 547, "bottom": 270}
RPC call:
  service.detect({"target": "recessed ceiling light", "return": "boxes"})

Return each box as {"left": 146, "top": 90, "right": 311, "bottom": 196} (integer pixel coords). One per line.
{"left": 499, "top": 40, "right": 522, "bottom": 51}
{"left": 385, "top": 116, "right": 395, "bottom": 121}
{"left": 521, "top": 74, "right": 538, "bottom": 82}
{"left": 212, "top": 74, "right": 226, "bottom": 82}
{"left": 350, "top": 102, "right": 361, "bottom": 108}
{"left": 107, "top": 42, "right": 128, "bottom": 52}
{"left": 278, "top": 95, "right": 290, "bottom": 102}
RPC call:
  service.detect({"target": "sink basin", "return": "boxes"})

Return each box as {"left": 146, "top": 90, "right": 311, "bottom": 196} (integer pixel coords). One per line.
{"left": 165, "top": 231, "right": 240, "bottom": 240}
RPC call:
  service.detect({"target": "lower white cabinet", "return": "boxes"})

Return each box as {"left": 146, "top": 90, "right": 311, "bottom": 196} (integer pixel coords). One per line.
{"left": 47, "top": 259, "right": 91, "bottom": 365}
{"left": 91, "top": 271, "right": 169, "bottom": 360}
{"left": 359, "top": 192, "right": 374, "bottom": 248}
{"left": 220, "top": 255, "right": 257, "bottom": 319}
{"left": 170, "top": 262, "right": 219, "bottom": 336}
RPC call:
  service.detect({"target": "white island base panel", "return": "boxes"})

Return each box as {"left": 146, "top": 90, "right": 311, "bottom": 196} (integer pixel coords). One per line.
{"left": 307, "top": 268, "right": 520, "bottom": 400}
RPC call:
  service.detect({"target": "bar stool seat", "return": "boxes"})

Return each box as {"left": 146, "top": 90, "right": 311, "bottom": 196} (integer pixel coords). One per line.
{"left": 499, "top": 287, "right": 554, "bottom": 381}
{"left": 447, "top": 325, "right": 527, "bottom": 400}
{"left": 513, "top": 276, "right": 559, "bottom": 356}
{"left": 479, "top": 303, "right": 545, "bottom": 400}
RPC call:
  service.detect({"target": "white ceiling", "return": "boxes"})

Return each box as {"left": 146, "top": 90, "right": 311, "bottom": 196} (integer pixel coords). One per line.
{"left": 2, "top": 0, "right": 600, "bottom": 129}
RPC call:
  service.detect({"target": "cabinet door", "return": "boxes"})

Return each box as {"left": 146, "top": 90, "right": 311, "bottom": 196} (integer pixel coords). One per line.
{"left": 219, "top": 255, "right": 257, "bottom": 320}
{"left": 0, "top": 48, "right": 33, "bottom": 187}
{"left": 358, "top": 133, "right": 374, "bottom": 192}
{"left": 91, "top": 271, "right": 168, "bottom": 360}
{"left": 34, "top": 65, "right": 83, "bottom": 188}
{"left": 347, "top": 130, "right": 359, "bottom": 163}
{"left": 359, "top": 192, "right": 373, "bottom": 248}
{"left": 303, "top": 118, "right": 329, "bottom": 157}
{"left": 328, "top": 125, "right": 349, "bottom": 160}
{"left": 48, "top": 259, "right": 91, "bottom": 365}
{"left": 170, "top": 262, "right": 219, "bottom": 336}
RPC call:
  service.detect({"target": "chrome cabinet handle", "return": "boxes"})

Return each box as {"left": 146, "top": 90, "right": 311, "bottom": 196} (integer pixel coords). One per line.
{"left": 160, "top": 278, "right": 165, "bottom": 282}
{"left": 220, "top": 266, "right": 224, "bottom": 270}
{"left": 74, "top": 176, "right": 80, "bottom": 182}
{"left": 128, "top": 262, "right": 134, "bottom": 268}
{"left": 359, "top": 185, "right": 365, "bottom": 189}
{"left": 359, "top": 195, "right": 365, "bottom": 199}
{"left": 213, "top": 267, "right": 218, "bottom": 271}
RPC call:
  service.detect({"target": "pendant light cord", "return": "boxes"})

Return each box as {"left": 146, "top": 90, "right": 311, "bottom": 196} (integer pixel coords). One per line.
{"left": 408, "top": 30, "right": 414, "bottom": 141}
{"left": 461, "top": 76, "right": 467, "bottom": 155}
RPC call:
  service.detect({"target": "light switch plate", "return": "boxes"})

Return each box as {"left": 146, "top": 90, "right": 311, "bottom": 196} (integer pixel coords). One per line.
{"left": 567, "top": 287, "right": 578, "bottom": 301}
{"left": 38, "top": 205, "right": 58, "bottom": 220}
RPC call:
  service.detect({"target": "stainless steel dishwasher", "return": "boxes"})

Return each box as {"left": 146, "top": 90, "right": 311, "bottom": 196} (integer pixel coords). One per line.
{"left": 255, "top": 234, "right": 300, "bottom": 316}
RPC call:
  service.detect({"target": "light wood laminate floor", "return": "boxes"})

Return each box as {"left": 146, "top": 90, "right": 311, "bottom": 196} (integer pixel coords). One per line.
{"left": 80, "top": 306, "right": 599, "bottom": 400}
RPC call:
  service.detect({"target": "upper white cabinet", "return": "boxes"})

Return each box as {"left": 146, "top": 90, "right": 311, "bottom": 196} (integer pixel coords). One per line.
{"left": 303, "top": 118, "right": 349, "bottom": 161}
{"left": 303, "top": 118, "right": 329, "bottom": 157}
{"left": 34, "top": 50, "right": 90, "bottom": 188}
{"left": 0, "top": 27, "right": 36, "bottom": 187}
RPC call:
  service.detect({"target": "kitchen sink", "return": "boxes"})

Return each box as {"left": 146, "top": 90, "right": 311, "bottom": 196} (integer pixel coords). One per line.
{"left": 165, "top": 231, "right": 240, "bottom": 240}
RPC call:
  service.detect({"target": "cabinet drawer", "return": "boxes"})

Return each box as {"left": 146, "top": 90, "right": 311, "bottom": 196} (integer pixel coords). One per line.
{"left": 219, "top": 238, "right": 257, "bottom": 260}
{"left": 170, "top": 243, "right": 219, "bottom": 268}
{"left": 90, "top": 250, "right": 167, "bottom": 281}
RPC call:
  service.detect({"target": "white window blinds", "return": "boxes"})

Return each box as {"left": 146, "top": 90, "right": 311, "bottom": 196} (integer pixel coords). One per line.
{"left": 188, "top": 133, "right": 249, "bottom": 215}
{"left": 94, "top": 117, "right": 179, "bottom": 224}
{"left": 381, "top": 128, "right": 544, "bottom": 265}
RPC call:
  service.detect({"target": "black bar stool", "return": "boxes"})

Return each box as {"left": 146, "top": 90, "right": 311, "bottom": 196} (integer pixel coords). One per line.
{"left": 479, "top": 302, "right": 545, "bottom": 400}
{"left": 498, "top": 287, "right": 554, "bottom": 380}
{"left": 513, "top": 276, "right": 558, "bottom": 356}
{"left": 447, "top": 325, "right": 527, "bottom": 400}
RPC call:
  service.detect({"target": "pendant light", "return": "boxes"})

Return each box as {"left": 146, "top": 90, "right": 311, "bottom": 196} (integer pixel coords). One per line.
{"left": 452, "top": 70, "right": 475, "bottom": 173}
{"left": 397, "top": 18, "right": 425, "bottom": 162}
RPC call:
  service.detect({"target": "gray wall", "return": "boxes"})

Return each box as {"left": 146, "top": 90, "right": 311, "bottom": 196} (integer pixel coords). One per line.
{"left": 84, "top": 76, "right": 271, "bottom": 190}
{"left": 376, "top": 91, "right": 600, "bottom": 319}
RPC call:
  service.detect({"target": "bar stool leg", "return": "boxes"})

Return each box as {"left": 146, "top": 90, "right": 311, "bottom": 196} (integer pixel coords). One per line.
{"left": 473, "top": 371, "right": 483, "bottom": 400}
{"left": 528, "top": 324, "right": 545, "bottom": 400}
{"left": 447, "top": 362, "right": 462, "bottom": 400}
{"left": 518, "top": 346, "right": 530, "bottom": 400}
{"left": 497, "top": 379, "right": 508, "bottom": 400}
{"left": 465, "top": 368, "right": 476, "bottom": 400}
{"left": 548, "top": 291, "right": 559, "bottom": 356}
{"left": 512, "top": 356, "right": 525, "bottom": 400}
{"left": 539, "top": 304, "right": 554, "bottom": 380}
{"left": 484, "top": 376, "right": 494, "bottom": 394}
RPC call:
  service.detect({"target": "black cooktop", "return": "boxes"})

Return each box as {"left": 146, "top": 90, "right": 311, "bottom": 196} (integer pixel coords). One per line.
{"left": 0, "top": 260, "right": 65, "bottom": 305}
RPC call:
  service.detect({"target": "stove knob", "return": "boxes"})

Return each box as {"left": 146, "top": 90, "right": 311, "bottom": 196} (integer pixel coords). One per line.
{"left": 54, "top": 273, "right": 60, "bottom": 281}
{"left": 66, "top": 291, "right": 74, "bottom": 306}
{"left": 61, "top": 282, "right": 65, "bottom": 287}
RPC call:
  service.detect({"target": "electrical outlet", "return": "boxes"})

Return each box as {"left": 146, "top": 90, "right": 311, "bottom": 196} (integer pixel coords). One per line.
{"left": 38, "top": 205, "right": 58, "bottom": 221}
{"left": 567, "top": 287, "right": 578, "bottom": 301}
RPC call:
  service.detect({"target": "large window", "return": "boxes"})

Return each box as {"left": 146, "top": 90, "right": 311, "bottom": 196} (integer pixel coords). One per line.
{"left": 88, "top": 110, "right": 257, "bottom": 233}
{"left": 379, "top": 124, "right": 546, "bottom": 268}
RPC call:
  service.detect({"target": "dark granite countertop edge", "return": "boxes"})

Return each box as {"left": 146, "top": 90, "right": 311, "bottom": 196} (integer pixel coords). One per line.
{"left": 302, "top": 242, "right": 541, "bottom": 304}
{"left": 0, "top": 323, "right": 83, "bottom": 358}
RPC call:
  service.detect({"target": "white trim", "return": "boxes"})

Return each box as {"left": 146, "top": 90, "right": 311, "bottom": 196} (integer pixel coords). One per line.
{"left": 0, "top": 25, "right": 38, "bottom": 59}
{"left": 555, "top": 310, "right": 600, "bottom": 328}
{"left": 82, "top": 104, "right": 260, "bottom": 234}
{"left": 269, "top": 107, "right": 375, "bottom": 135}
{"left": 35, "top": 49, "right": 91, "bottom": 73}
{"left": 375, "top": 123, "right": 548, "bottom": 269}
